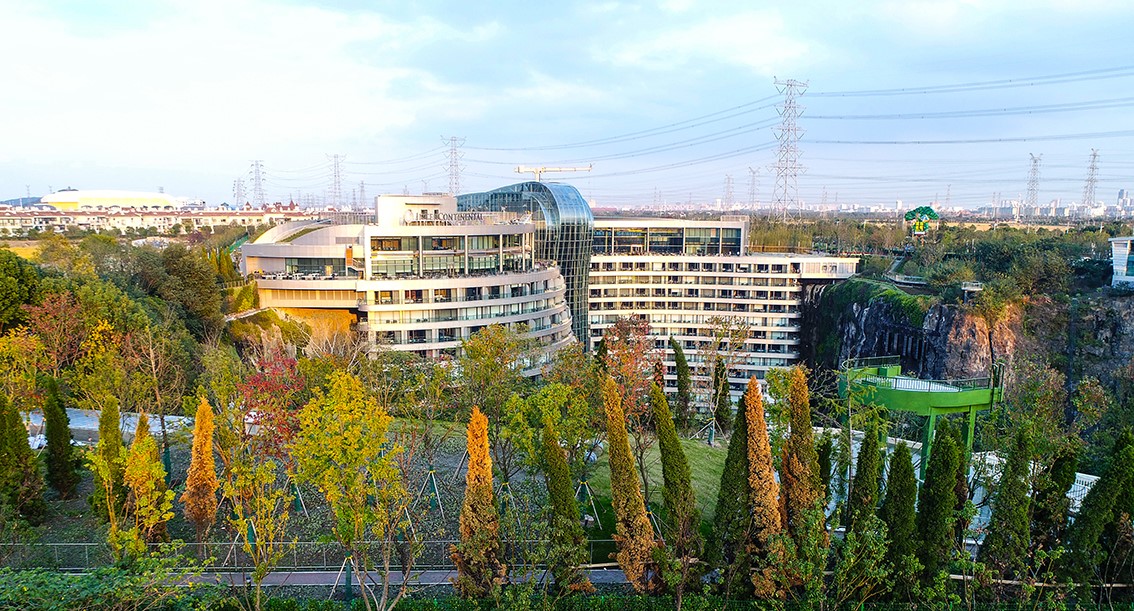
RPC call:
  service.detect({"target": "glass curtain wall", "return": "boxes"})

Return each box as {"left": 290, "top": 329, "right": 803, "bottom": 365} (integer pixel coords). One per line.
{"left": 458, "top": 182, "right": 593, "bottom": 344}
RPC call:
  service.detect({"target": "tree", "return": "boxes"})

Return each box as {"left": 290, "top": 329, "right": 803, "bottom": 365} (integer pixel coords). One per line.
{"left": 979, "top": 425, "right": 1033, "bottom": 581}
{"left": 710, "top": 382, "right": 753, "bottom": 595}
{"left": 42, "top": 377, "right": 79, "bottom": 499}
{"left": 541, "top": 417, "right": 593, "bottom": 595}
{"left": 847, "top": 417, "right": 882, "bottom": 534}
{"left": 744, "top": 377, "right": 786, "bottom": 599}
{"left": 713, "top": 360, "right": 732, "bottom": 434}
{"left": 879, "top": 442, "right": 918, "bottom": 596}
{"left": 599, "top": 317, "right": 659, "bottom": 503}
{"left": 292, "top": 372, "right": 413, "bottom": 611}
{"left": 123, "top": 412, "right": 174, "bottom": 547}
{"left": 458, "top": 324, "right": 537, "bottom": 485}
{"left": 0, "top": 395, "right": 45, "bottom": 525}
{"left": 603, "top": 376, "right": 660, "bottom": 593}
{"left": 1063, "top": 436, "right": 1134, "bottom": 583}
{"left": 651, "top": 383, "right": 701, "bottom": 608}
{"left": 915, "top": 420, "right": 962, "bottom": 583}
{"left": 157, "top": 244, "right": 223, "bottom": 338}
{"left": 0, "top": 249, "right": 39, "bottom": 332}
{"left": 0, "top": 330, "right": 46, "bottom": 414}
{"left": 668, "top": 337, "right": 692, "bottom": 431}
{"left": 779, "top": 366, "right": 825, "bottom": 548}
{"left": 1031, "top": 445, "right": 1078, "bottom": 553}
{"left": 90, "top": 382, "right": 125, "bottom": 523}
{"left": 451, "top": 406, "right": 506, "bottom": 598}
{"left": 182, "top": 395, "right": 219, "bottom": 551}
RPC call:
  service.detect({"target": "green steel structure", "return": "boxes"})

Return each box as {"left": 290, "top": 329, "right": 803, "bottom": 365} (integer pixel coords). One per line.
{"left": 839, "top": 356, "right": 1004, "bottom": 474}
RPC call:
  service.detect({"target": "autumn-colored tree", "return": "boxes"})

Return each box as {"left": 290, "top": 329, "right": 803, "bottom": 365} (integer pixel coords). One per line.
{"left": 651, "top": 383, "right": 701, "bottom": 608}
{"left": 779, "top": 366, "right": 824, "bottom": 546}
{"left": 603, "top": 376, "right": 661, "bottom": 593}
{"left": 238, "top": 348, "right": 305, "bottom": 465}
{"left": 123, "top": 412, "right": 174, "bottom": 545}
{"left": 541, "top": 416, "right": 593, "bottom": 595}
{"left": 668, "top": 337, "right": 693, "bottom": 431}
{"left": 744, "top": 377, "right": 785, "bottom": 598}
{"left": 599, "top": 317, "right": 659, "bottom": 503}
{"left": 0, "top": 329, "right": 46, "bottom": 414}
{"left": 182, "top": 395, "right": 219, "bottom": 550}
{"left": 0, "top": 394, "right": 46, "bottom": 525}
{"left": 292, "top": 372, "right": 413, "bottom": 611}
{"left": 979, "top": 425, "right": 1033, "bottom": 582}
{"left": 451, "top": 406, "right": 506, "bottom": 598}
{"left": 42, "top": 376, "right": 79, "bottom": 499}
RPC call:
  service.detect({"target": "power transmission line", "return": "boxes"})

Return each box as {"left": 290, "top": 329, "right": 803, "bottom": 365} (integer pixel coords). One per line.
{"left": 1082, "top": 149, "right": 1099, "bottom": 208}
{"left": 249, "top": 160, "right": 266, "bottom": 207}
{"left": 444, "top": 136, "right": 465, "bottom": 195}
{"left": 1026, "top": 154, "right": 1042, "bottom": 211}
{"left": 773, "top": 78, "right": 807, "bottom": 222}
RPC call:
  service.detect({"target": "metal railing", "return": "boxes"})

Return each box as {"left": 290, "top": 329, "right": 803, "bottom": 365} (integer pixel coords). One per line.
{"left": 0, "top": 539, "right": 621, "bottom": 572}
{"left": 841, "top": 355, "right": 901, "bottom": 370}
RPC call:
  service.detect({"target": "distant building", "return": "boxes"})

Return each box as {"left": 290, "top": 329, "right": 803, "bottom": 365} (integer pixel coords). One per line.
{"left": 1113, "top": 237, "right": 1134, "bottom": 288}
{"left": 0, "top": 206, "right": 312, "bottom": 236}
{"left": 39, "top": 189, "right": 194, "bottom": 212}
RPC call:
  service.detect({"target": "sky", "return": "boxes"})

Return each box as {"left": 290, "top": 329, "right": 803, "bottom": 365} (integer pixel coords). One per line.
{"left": 2, "top": 0, "right": 1134, "bottom": 209}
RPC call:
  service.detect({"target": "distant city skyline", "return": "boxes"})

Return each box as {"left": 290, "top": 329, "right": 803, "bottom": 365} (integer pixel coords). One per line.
{"left": 3, "top": 0, "right": 1133, "bottom": 210}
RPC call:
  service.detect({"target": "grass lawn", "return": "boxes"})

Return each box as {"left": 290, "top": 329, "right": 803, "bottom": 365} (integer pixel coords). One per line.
{"left": 586, "top": 436, "right": 728, "bottom": 524}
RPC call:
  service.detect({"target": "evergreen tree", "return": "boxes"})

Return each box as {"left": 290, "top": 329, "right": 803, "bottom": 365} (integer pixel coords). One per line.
{"left": 817, "top": 432, "right": 833, "bottom": 507}
{"left": 1031, "top": 445, "right": 1077, "bottom": 553}
{"left": 1063, "top": 433, "right": 1134, "bottom": 582}
{"left": 709, "top": 382, "right": 752, "bottom": 595}
{"left": 979, "top": 426, "right": 1033, "bottom": 580}
{"left": 744, "top": 377, "right": 786, "bottom": 598}
{"left": 879, "top": 443, "right": 917, "bottom": 599}
{"left": 603, "top": 376, "right": 660, "bottom": 593}
{"left": 90, "top": 395, "right": 126, "bottom": 522}
{"left": 42, "top": 376, "right": 79, "bottom": 499}
{"left": 713, "top": 360, "right": 732, "bottom": 434}
{"left": 541, "top": 416, "right": 593, "bottom": 594}
{"left": 879, "top": 443, "right": 917, "bottom": 566}
{"left": 0, "top": 394, "right": 46, "bottom": 525}
{"left": 182, "top": 395, "right": 219, "bottom": 549}
{"left": 650, "top": 383, "right": 701, "bottom": 602}
{"left": 915, "top": 420, "right": 962, "bottom": 583}
{"left": 780, "top": 366, "right": 824, "bottom": 545}
{"left": 451, "top": 406, "right": 506, "bottom": 598}
{"left": 847, "top": 418, "right": 881, "bottom": 534}
{"left": 668, "top": 337, "right": 692, "bottom": 430}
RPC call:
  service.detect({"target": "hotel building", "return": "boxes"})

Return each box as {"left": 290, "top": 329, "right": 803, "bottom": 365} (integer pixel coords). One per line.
{"left": 589, "top": 217, "right": 858, "bottom": 403}
{"left": 239, "top": 193, "right": 574, "bottom": 366}
{"left": 1113, "top": 236, "right": 1134, "bottom": 288}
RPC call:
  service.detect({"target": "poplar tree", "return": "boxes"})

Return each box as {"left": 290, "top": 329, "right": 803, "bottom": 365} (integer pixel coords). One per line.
{"left": 713, "top": 360, "right": 732, "bottom": 434}
{"left": 43, "top": 376, "right": 79, "bottom": 499}
{"left": 847, "top": 418, "right": 881, "bottom": 534}
{"left": 651, "top": 383, "right": 700, "bottom": 604}
{"left": 182, "top": 395, "right": 219, "bottom": 549}
{"left": 90, "top": 395, "right": 125, "bottom": 522}
{"left": 744, "top": 377, "right": 785, "bottom": 598}
{"left": 668, "top": 337, "right": 692, "bottom": 430}
{"left": 0, "top": 394, "right": 46, "bottom": 525}
{"left": 452, "top": 406, "right": 506, "bottom": 598}
{"left": 979, "top": 426, "right": 1033, "bottom": 580}
{"left": 603, "top": 376, "right": 659, "bottom": 593}
{"left": 709, "top": 382, "right": 752, "bottom": 594}
{"left": 541, "top": 417, "right": 593, "bottom": 594}
{"left": 915, "top": 420, "right": 962, "bottom": 583}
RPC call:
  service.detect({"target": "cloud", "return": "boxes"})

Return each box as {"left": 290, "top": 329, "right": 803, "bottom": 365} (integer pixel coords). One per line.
{"left": 0, "top": 1, "right": 499, "bottom": 170}
{"left": 594, "top": 10, "right": 814, "bottom": 76}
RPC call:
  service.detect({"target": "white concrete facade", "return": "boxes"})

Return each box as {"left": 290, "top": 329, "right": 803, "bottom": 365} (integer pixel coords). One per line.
{"left": 240, "top": 194, "right": 574, "bottom": 365}
{"left": 588, "top": 218, "right": 857, "bottom": 406}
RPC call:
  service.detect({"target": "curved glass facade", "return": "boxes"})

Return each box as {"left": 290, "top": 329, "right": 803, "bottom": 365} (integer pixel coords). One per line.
{"left": 458, "top": 182, "right": 594, "bottom": 344}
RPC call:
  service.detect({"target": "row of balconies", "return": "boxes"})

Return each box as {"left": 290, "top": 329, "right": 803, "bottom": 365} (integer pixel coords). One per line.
{"left": 591, "top": 301, "right": 798, "bottom": 314}
{"left": 589, "top": 274, "right": 800, "bottom": 287}
{"left": 592, "top": 261, "right": 804, "bottom": 275}
{"left": 590, "top": 288, "right": 793, "bottom": 300}
{"left": 367, "top": 302, "right": 565, "bottom": 326}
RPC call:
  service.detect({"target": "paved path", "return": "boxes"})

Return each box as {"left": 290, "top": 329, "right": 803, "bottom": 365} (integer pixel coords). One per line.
{"left": 199, "top": 568, "right": 629, "bottom": 587}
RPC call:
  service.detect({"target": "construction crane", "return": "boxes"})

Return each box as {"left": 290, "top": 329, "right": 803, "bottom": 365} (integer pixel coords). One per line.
{"left": 514, "top": 164, "right": 593, "bottom": 182}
